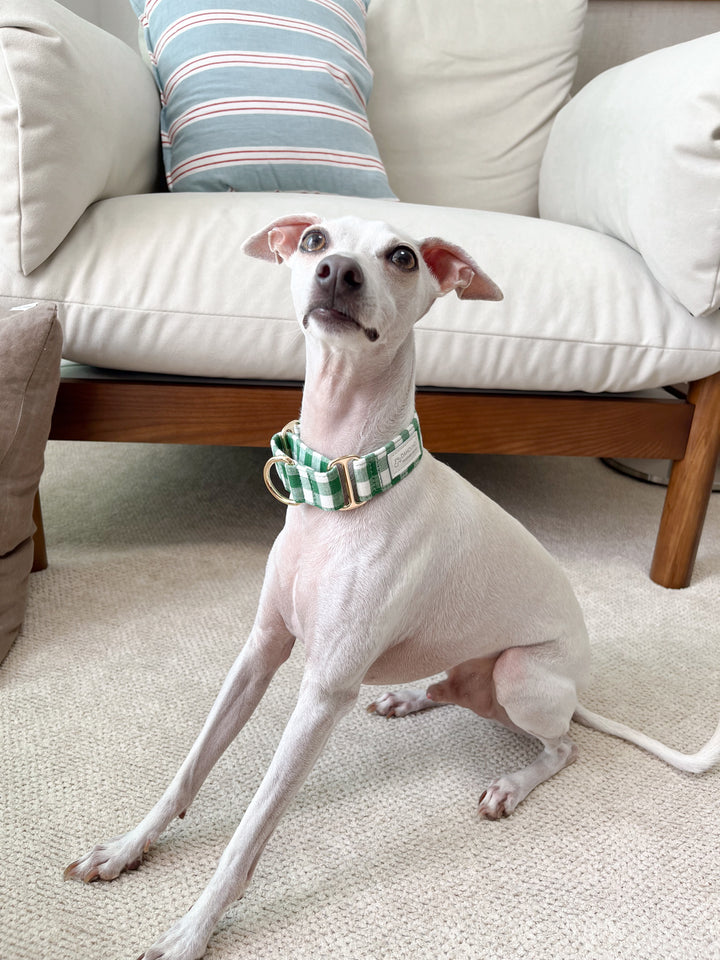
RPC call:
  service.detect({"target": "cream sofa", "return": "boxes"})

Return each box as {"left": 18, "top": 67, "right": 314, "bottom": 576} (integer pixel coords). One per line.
{"left": 1, "top": 0, "right": 719, "bottom": 587}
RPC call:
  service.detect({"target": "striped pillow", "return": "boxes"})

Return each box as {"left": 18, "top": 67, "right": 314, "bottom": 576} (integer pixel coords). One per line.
{"left": 129, "top": 0, "right": 396, "bottom": 199}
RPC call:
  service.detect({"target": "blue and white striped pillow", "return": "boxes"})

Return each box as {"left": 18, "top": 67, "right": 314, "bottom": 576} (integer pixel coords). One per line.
{"left": 129, "top": 0, "right": 396, "bottom": 198}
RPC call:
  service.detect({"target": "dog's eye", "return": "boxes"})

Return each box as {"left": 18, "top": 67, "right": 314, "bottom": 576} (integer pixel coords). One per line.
{"left": 389, "top": 246, "right": 418, "bottom": 271}
{"left": 300, "top": 230, "right": 327, "bottom": 253}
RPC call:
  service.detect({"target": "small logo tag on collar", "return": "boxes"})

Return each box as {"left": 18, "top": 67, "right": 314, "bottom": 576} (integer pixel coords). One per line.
{"left": 388, "top": 430, "right": 422, "bottom": 480}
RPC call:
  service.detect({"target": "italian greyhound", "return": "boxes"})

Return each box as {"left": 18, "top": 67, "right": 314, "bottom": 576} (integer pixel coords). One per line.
{"left": 65, "top": 215, "right": 720, "bottom": 960}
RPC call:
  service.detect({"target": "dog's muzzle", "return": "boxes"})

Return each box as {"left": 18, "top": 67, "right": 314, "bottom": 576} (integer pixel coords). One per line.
{"left": 305, "top": 256, "right": 379, "bottom": 342}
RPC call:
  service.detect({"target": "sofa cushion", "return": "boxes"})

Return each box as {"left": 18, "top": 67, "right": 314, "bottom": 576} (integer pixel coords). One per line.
{"left": 129, "top": 0, "right": 395, "bottom": 200}
{"left": 0, "top": 303, "right": 62, "bottom": 665}
{"left": 2, "top": 193, "right": 720, "bottom": 396}
{"left": 366, "top": 0, "right": 587, "bottom": 217}
{"left": 0, "top": 0, "right": 160, "bottom": 277}
{"left": 539, "top": 31, "right": 720, "bottom": 318}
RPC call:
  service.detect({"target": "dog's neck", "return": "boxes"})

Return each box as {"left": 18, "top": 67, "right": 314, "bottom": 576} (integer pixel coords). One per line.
{"left": 299, "top": 333, "right": 416, "bottom": 460}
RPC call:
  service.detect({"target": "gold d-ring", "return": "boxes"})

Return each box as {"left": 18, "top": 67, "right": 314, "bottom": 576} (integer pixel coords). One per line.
{"left": 263, "top": 456, "right": 299, "bottom": 506}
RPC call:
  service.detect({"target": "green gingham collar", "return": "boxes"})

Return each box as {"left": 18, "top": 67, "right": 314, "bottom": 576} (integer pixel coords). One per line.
{"left": 264, "top": 415, "right": 423, "bottom": 511}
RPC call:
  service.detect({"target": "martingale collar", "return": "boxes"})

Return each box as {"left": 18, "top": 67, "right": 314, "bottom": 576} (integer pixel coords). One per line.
{"left": 264, "top": 415, "right": 423, "bottom": 511}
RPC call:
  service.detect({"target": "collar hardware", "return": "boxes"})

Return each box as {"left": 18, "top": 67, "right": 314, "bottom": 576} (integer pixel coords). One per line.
{"left": 263, "top": 455, "right": 298, "bottom": 507}
{"left": 328, "top": 455, "right": 364, "bottom": 510}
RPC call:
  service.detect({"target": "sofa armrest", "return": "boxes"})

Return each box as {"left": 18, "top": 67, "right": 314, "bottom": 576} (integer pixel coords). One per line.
{"left": 0, "top": 0, "right": 160, "bottom": 277}
{"left": 538, "top": 32, "right": 720, "bottom": 318}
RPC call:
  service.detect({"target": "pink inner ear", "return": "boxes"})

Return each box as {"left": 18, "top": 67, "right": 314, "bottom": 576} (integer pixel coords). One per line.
{"left": 421, "top": 240, "right": 503, "bottom": 301}
{"left": 268, "top": 223, "right": 310, "bottom": 262}
{"left": 242, "top": 214, "right": 321, "bottom": 262}
{"left": 421, "top": 247, "right": 468, "bottom": 295}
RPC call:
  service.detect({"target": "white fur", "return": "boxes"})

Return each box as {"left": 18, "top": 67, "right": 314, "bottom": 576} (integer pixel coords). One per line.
{"left": 65, "top": 216, "right": 720, "bottom": 960}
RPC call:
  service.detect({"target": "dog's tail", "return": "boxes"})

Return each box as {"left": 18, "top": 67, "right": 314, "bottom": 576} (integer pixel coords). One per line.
{"left": 573, "top": 705, "right": 720, "bottom": 774}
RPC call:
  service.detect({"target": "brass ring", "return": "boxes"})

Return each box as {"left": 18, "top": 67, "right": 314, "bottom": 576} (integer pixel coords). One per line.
{"left": 281, "top": 419, "right": 300, "bottom": 439}
{"left": 263, "top": 456, "right": 300, "bottom": 506}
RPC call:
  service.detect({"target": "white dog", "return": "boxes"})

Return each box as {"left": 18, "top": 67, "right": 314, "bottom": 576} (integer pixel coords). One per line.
{"left": 65, "top": 215, "right": 720, "bottom": 960}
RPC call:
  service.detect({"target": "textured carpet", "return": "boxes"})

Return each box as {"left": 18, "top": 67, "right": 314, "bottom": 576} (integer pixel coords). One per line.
{"left": 2, "top": 441, "right": 719, "bottom": 960}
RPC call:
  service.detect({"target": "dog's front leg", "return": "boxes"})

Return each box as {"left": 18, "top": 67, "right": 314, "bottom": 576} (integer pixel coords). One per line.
{"left": 64, "top": 607, "right": 294, "bottom": 885}
{"left": 138, "top": 669, "right": 361, "bottom": 960}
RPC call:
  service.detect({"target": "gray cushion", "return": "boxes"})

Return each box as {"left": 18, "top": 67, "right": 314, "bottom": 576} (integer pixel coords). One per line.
{"left": 0, "top": 303, "right": 62, "bottom": 663}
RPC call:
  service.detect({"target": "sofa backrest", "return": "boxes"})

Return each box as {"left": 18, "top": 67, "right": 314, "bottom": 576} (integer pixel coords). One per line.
{"left": 113, "top": 0, "right": 719, "bottom": 217}
{"left": 365, "top": 0, "right": 587, "bottom": 218}
{"left": 575, "top": 0, "right": 720, "bottom": 91}
{"left": 366, "top": 0, "right": 720, "bottom": 217}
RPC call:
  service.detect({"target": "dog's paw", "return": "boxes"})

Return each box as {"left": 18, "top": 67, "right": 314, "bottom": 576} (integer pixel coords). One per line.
{"left": 366, "top": 689, "right": 435, "bottom": 718}
{"left": 138, "top": 915, "right": 211, "bottom": 960}
{"left": 477, "top": 779, "right": 521, "bottom": 820}
{"left": 64, "top": 830, "right": 149, "bottom": 883}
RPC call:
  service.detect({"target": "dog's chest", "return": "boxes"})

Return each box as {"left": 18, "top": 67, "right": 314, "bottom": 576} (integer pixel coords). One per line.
{"left": 274, "top": 507, "right": 422, "bottom": 648}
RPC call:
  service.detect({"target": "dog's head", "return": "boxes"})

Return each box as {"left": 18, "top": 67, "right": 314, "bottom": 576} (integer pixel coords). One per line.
{"left": 242, "top": 214, "right": 502, "bottom": 351}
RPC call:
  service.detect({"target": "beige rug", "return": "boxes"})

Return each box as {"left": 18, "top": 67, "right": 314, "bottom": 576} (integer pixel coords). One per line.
{"left": 2, "top": 440, "right": 719, "bottom": 960}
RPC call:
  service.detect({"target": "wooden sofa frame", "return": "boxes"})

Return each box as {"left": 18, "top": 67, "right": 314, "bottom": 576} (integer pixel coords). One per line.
{"left": 32, "top": 368, "right": 720, "bottom": 588}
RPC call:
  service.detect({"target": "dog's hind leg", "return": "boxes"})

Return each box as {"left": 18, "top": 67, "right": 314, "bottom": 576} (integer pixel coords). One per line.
{"left": 414, "top": 645, "right": 583, "bottom": 820}
{"left": 367, "top": 689, "right": 448, "bottom": 718}
{"left": 477, "top": 734, "right": 577, "bottom": 819}
{"left": 474, "top": 642, "right": 584, "bottom": 819}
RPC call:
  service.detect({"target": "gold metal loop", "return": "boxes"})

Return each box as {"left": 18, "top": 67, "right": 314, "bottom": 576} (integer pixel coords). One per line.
{"left": 281, "top": 419, "right": 300, "bottom": 439}
{"left": 329, "top": 455, "right": 365, "bottom": 510}
{"left": 263, "top": 456, "right": 300, "bottom": 506}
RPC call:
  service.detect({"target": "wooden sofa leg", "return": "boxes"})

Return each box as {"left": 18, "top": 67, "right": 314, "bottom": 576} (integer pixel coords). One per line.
{"left": 31, "top": 491, "right": 48, "bottom": 572}
{"left": 650, "top": 372, "right": 720, "bottom": 588}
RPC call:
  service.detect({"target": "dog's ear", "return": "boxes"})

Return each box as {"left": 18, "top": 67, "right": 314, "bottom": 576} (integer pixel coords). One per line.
{"left": 242, "top": 214, "right": 322, "bottom": 263}
{"left": 420, "top": 239, "right": 503, "bottom": 301}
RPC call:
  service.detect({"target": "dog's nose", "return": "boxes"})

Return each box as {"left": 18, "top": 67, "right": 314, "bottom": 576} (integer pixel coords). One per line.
{"left": 315, "top": 255, "right": 364, "bottom": 293}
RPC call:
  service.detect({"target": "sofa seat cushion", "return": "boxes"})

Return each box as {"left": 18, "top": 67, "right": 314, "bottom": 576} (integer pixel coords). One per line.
{"left": 1, "top": 192, "right": 719, "bottom": 394}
